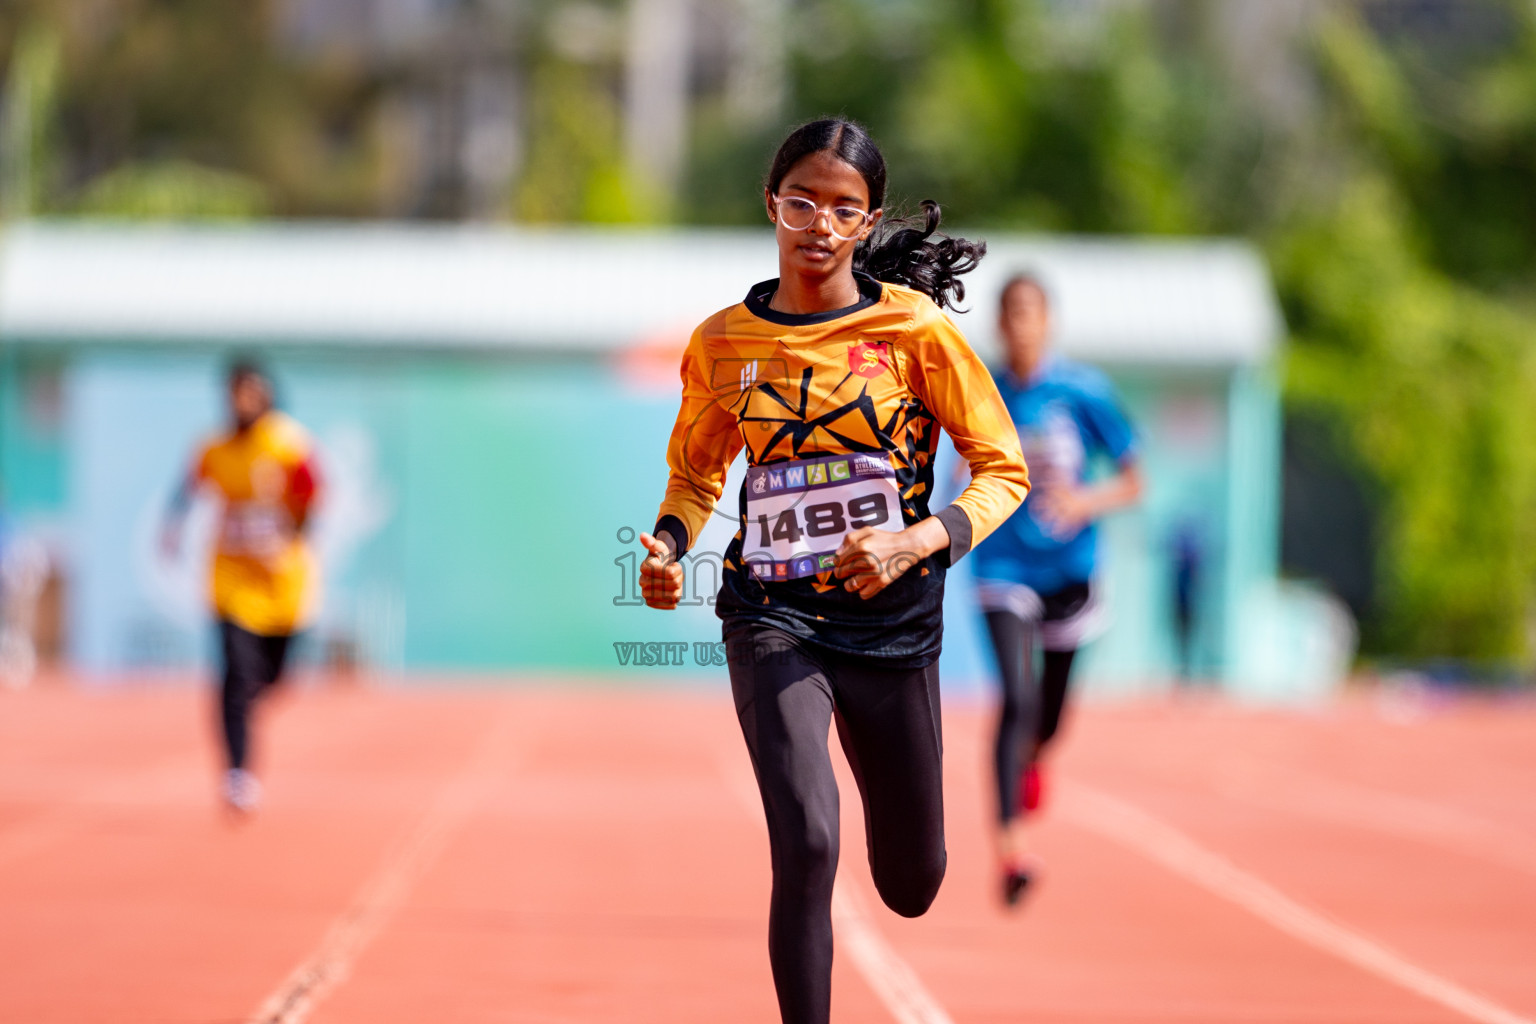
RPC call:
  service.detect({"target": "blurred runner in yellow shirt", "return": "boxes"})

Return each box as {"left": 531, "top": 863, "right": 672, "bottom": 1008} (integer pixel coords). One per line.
{"left": 162, "top": 361, "right": 321, "bottom": 814}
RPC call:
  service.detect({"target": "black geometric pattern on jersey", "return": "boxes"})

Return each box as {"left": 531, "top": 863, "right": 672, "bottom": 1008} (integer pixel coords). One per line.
{"left": 735, "top": 368, "right": 941, "bottom": 524}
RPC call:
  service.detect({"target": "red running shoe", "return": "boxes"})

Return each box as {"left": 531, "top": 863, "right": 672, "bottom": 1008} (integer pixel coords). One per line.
{"left": 1019, "top": 761, "right": 1045, "bottom": 813}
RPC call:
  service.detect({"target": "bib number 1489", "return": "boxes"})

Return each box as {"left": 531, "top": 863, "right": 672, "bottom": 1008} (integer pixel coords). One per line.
{"left": 755, "top": 492, "right": 890, "bottom": 546}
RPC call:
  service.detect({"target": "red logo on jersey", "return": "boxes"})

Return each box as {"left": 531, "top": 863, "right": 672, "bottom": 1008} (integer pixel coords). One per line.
{"left": 848, "top": 340, "right": 890, "bottom": 379}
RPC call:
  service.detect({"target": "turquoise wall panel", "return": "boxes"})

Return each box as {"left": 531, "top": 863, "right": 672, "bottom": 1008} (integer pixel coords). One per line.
{"left": 55, "top": 350, "right": 1275, "bottom": 694}
{"left": 0, "top": 352, "right": 68, "bottom": 523}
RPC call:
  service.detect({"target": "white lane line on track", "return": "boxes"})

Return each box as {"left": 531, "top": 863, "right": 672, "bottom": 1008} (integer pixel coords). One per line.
{"left": 1218, "top": 766, "right": 1536, "bottom": 878}
{"left": 1063, "top": 780, "right": 1535, "bottom": 1024}
{"left": 830, "top": 884, "right": 955, "bottom": 1024}
{"left": 715, "top": 745, "right": 955, "bottom": 1024}
{"left": 246, "top": 706, "right": 518, "bottom": 1024}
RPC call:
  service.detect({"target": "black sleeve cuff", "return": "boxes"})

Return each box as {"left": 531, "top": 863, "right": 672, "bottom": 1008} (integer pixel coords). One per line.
{"left": 933, "top": 505, "right": 973, "bottom": 568}
{"left": 652, "top": 515, "right": 690, "bottom": 557}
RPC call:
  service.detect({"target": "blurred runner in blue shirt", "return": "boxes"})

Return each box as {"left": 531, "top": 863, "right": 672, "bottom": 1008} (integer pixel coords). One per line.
{"left": 970, "top": 273, "right": 1143, "bottom": 906}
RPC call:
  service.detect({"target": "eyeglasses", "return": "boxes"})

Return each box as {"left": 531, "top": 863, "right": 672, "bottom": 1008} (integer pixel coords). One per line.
{"left": 771, "top": 195, "right": 875, "bottom": 241}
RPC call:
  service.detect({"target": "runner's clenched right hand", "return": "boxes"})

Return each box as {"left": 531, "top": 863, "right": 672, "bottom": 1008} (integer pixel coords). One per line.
{"left": 639, "top": 531, "right": 684, "bottom": 610}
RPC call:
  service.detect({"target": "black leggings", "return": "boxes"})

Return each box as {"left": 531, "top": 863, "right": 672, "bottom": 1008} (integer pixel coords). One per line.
{"left": 725, "top": 624, "right": 946, "bottom": 1024}
{"left": 984, "top": 610, "right": 1076, "bottom": 824}
{"left": 218, "top": 620, "right": 293, "bottom": 771}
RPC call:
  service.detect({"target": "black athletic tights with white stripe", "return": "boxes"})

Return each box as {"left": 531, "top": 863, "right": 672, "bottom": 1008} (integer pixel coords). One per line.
{"left": 725, "top": 622, "right": 947, "bottom": 1024}
{"left": 984, "top": 609, "right": 1077, "bottom": 823}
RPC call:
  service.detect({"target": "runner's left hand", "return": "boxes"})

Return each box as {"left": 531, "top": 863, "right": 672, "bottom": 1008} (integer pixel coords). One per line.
{"left": 159, "top": 524, "right": 182, "bottom": 562}
{"left": 1034, "top": 487, "right": 1096, "bottom": 535}
{"left": 834, "top": 527, "right": 921, "bottom": 600}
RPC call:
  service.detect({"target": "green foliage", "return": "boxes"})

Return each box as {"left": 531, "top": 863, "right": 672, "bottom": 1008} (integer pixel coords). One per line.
{"left": 0, "top": 20, "right": 62, "bottom": 217}
{"left": 694, "top": 0, "right": 1263, "bottom": 234}
{"left": 513, "top": 57, "right": 652, "bottom": 224}
{"left": 1, "top": 0, "right": 390, "bottom": 217}
{"left": 1278, "top": 176, "right": 1536, "bottom": 657}
{"left": 1264, "top": 5, "right": 1536, "bottom": 661}
{"left": 1313, "top": 4, "right": 1536, "bottom": 290}
{"left": 73, "top": 159, "right": 268, "bottom": 219}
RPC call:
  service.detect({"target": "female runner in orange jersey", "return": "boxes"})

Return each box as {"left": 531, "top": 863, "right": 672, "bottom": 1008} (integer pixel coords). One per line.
{"left": 639, "top": 119, "right": 1029, "bottom": 1024}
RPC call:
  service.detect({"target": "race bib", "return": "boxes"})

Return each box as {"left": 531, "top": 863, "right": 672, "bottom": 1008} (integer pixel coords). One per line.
{"left": 220, "top": 502, "right": 289, "bottom": 557}
{"left": 742, "top": 452, "right": 902, "bottom": 581}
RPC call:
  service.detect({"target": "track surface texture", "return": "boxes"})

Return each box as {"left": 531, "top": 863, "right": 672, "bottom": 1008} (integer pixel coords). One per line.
{"left": 1, "top": 679, "right": 1532, "bottom": 1024}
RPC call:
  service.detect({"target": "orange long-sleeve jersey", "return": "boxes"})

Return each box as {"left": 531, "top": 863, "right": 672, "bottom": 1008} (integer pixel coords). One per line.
{"left": 654, "top": 273, "right": 1030, "bottom": 663}
{"left": 193, "top": 411, "right": 322, "bottom": 637}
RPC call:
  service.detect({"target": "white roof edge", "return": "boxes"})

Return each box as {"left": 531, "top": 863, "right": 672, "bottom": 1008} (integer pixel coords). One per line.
{"left": 0, "top": 220, "right": 1284, "bottom": 365}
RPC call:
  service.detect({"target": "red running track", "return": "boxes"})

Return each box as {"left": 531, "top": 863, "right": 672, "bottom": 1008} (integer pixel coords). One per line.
{"left": 1, "top": 679, "right": 1533, "bottom": 1023}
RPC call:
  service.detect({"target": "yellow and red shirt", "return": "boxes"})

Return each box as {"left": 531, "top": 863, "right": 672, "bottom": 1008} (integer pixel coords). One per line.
{"left": 654, "top": 273, "right": 1030, "bottom": 662}
{"left": 193, "top": 411, "right": 321, "bottom": 637}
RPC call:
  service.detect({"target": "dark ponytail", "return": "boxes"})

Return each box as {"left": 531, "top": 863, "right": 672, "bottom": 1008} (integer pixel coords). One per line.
{"left": 855, "top": 200, "right": 984, "bottom": 312}
{"left": 765, "top": 118, "right": 985, "bottom": 311}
